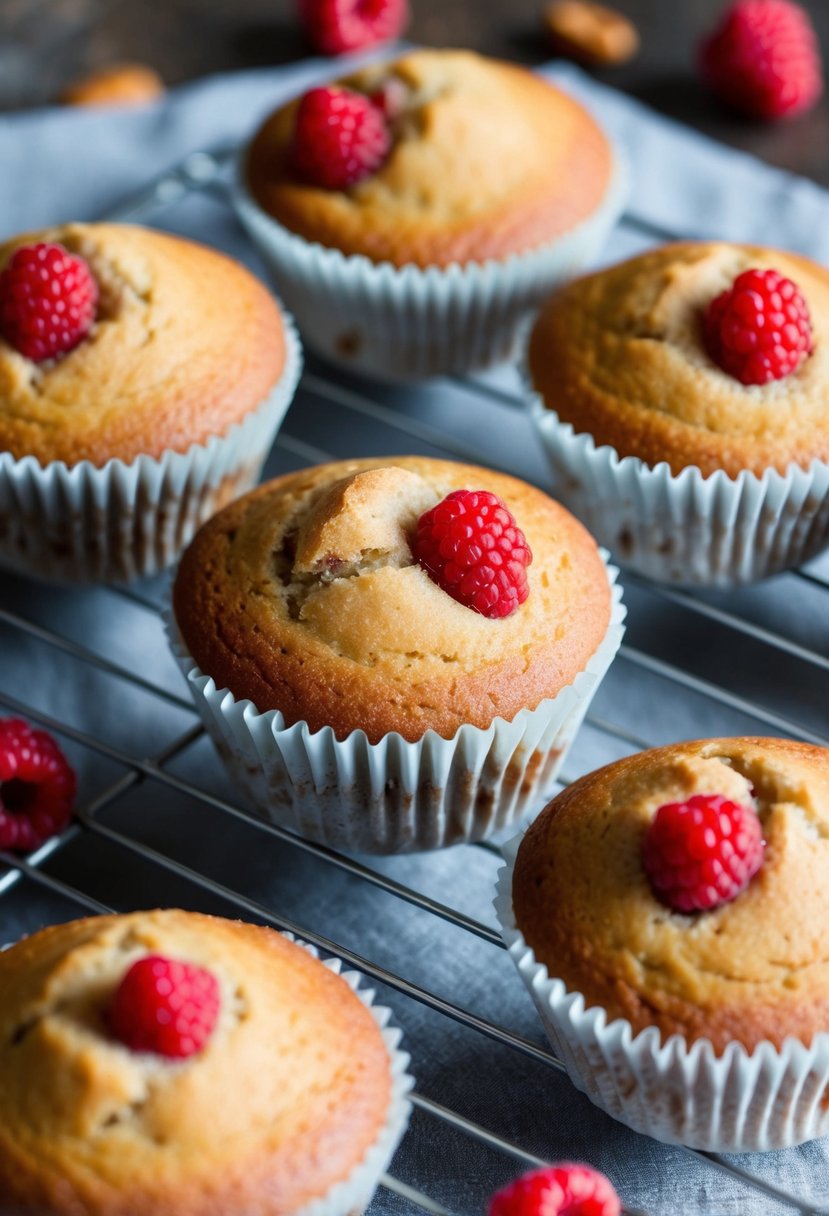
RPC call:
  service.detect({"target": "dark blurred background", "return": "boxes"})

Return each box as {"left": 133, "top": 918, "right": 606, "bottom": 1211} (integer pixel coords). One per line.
{"left": 2, "top": 0, "right": 829, "bottom": 182}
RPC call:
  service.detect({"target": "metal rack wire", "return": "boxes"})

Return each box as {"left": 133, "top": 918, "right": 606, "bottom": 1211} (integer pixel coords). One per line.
{"left": 1, "top": 155, "right": 828, "bottom": 1216}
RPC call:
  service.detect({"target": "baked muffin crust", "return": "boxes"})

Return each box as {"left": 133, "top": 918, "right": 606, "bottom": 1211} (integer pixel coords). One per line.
{"left": 173, "top": 456, "right": 612, "bottom": 743}
{"left": 0, "top": 910, "right": 392, "bottom": 1215}
{"left": 529, "top": 242, "right": 829, "bottom": 477}
{"left": 246, "top": 49, "right": 614, "bottom": 269}
{"left": 513, "top": 737, "right": 829, "bottom": 1053}
{"left": 0, "top": 224, "right": 286, "bottom": 466}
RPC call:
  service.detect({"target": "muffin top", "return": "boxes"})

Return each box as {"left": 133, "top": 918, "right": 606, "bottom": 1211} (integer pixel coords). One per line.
{"left": 0, "top": 223, "right": 286, "bottom": 466}
{"left": 513, "top": 737, "right": 829, "bottom": 1053}
{"left": 0, "top": 910, "right": 392, "bottom": 1215}
{"left": 245, "top": 49, "right": 614, "bottom": 269}
{"left": 528, "top": 242, "right": 829, "bottom": 477}
{"left": 173, "top": 456, "right": 612, "bottom": 743}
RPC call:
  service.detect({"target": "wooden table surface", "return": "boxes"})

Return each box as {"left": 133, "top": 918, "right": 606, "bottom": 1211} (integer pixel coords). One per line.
{"left": 3, "top": 0, "right": 829, "bottom": 185}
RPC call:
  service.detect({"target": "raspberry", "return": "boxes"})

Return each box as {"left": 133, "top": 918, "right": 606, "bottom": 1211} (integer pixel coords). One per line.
{"left": 110, "top": 955, "right": 221, "bottom": 1059}
{"left": 699, "top": 0, "right": 823, "bottom": 121}
{"left": 290, "top": 86, "right": 391, "bottom": 190}
{"left": 297, "top": 0, "right": 409, "bottom": 55}
{"left": 0, "top": 242, "right": 98, "bottom": 363}
{"left": 413, "top": 489, "right": 532, "bottom": 620}
{"left": 643, "top": 794, "right": 765, "bottom": 913}
{"left": 489, "top": 1164, "right": 621, "bottom": 1216}
{"left": 703, "top": 267, "right": 813, "bottom": 385}
{"left": 0, "top": 718, "right": 76, "bottom": 853}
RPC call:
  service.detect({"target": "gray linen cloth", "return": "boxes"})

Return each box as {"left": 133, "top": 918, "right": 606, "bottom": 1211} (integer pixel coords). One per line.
{"left": 0, "top": 53, "right": 828, "bottom": 1216}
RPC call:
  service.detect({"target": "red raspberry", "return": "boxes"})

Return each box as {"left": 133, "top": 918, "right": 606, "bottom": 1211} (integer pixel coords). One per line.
{"left": 489, "top": 1164, "right": 621, "bottom": 1216}
{"left": 297, "top": 0, "right": 409, "bottom": 55}
{"left": 703, "top": 267, "right": 813, "bottom": 385}
{"left": 413, "top": 489, "right": 532, "bottom": 620}
{"left": 0, "top": 718, "right": 76, "bottom": 853}
{"left": 643, "top": 794, "right": 765, "bottom": 913}
{"left": 110, "top": 955, "right": 221, "bottom": 1059}
{"left": 290, "top": 86, "right": 391, "bottom": 190}
{"left": 0, "top": 242, "right": 98, "bottom": 363}
{"left": 699, "top": 0, "right": 823, "bottom": 121}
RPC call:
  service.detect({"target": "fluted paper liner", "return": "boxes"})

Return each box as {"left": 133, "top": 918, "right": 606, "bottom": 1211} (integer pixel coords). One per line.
{"left": 287, "top": 934, "right": 413, "bottom": 1216}
{"left": 0, "top": 309, "right": 302, "bottom": 584}
{"left": 232, "top": 152, "right": 627, "bottom": 381}
{"left": 495, "top": 836, "right": 829, "bottom": 1152}
{"left": 164, "top": 560, "right": 625, "bottom": 854}
{"left": 527, "top": 389, "right": 829, "bottom": 587}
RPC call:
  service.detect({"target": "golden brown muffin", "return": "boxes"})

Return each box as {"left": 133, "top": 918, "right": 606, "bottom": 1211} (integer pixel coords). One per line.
{"left": 246, "top": 49, "right": 614, "bottom": 269}
{"left": 173, "top": 456, "right": 612, "bottom": 743}
{"left": 60, "top": 63, "right": 165, "bottom": 107}
{"left": 0, "top": 910, "right": 394, "bottom": 1215}
{"left": 0, "top": 223, "right": 286, "bottom": 467}
{"left": 513, "top": 737, "right": 829, "bottom": 1054}
{"left": 528, "top": 242, "right": 829, "bottom": 478}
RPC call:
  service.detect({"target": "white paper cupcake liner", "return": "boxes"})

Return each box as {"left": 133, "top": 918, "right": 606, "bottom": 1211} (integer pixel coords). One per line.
{"left": 527, "top": 391, "right": 829, "bottom": 587}
{"left": 0, "top": 310, "right": 302, "bottom": 585}
{"left": 231, "top": 152, "right": 627, "bottom": 381}
{"left": 286, "top": 933, "right": 413, "bottom": 1216}
{"left": 164, "top": 560, "right": 625, "bottom": 854}
{"left": 495, "top": 837, "right": 829, "bottom": 1152}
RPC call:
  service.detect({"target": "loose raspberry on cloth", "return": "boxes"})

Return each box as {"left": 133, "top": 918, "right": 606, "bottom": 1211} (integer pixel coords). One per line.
{"left": 0, "top": 718, "right": 76, "bottom": 852}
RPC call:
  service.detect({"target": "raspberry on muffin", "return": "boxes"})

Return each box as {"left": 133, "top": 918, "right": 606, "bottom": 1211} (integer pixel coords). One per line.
{"left": 0, "top": 242, "right": 98, "bottom": 363}
{"left": 290, "top": 86, "right": 391, "bottom": 189}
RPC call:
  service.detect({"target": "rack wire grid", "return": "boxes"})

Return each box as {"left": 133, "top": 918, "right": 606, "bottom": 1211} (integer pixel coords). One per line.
{"left": 1, "top": 146, "right": 828, "bottom": 1216}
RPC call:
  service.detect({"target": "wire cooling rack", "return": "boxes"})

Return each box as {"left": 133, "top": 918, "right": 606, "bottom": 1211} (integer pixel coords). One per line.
{"left": 1, "top": 149, "right": 828, "bottom": 1216}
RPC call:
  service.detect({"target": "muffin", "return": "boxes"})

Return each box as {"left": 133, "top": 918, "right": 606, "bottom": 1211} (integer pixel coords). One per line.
{"left": 60, "top": 63, "right": 165, "bottom": 107}
{"left": 233, "top": 49, "right": 625, "bottom": 379}
{"left": 526, "top": 241, "right": 829, "bottom": 584}
{"left": 0, "top": 909, "right": 412, "bottom": 1215}
{"left": 0, "top": 223, "right": 301, "bottom": 582}
{"left": 168, "top": 455, "right": 625, "bottom": 853}
{"left": 496, "top": 737, "right": 829, "bottom": 1151}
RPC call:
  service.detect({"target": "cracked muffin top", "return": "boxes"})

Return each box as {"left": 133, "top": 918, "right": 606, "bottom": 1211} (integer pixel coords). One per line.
{"left": 513, "top": 737, "right": 829, "bottom": 1053}
{"left": 244, "top": 49, "right": 614, "bottom": 269}
{"left": 0, "top": 910, "right": 392, "bottom": 1215}
{"left": 528, "top": 242, "right": 829, "bottom": 477}
{"left": 172, "top": 456, "right": 612, "bottom": 743}
{"left": 0, "top": 223, "right": 286, "bottom": 466}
